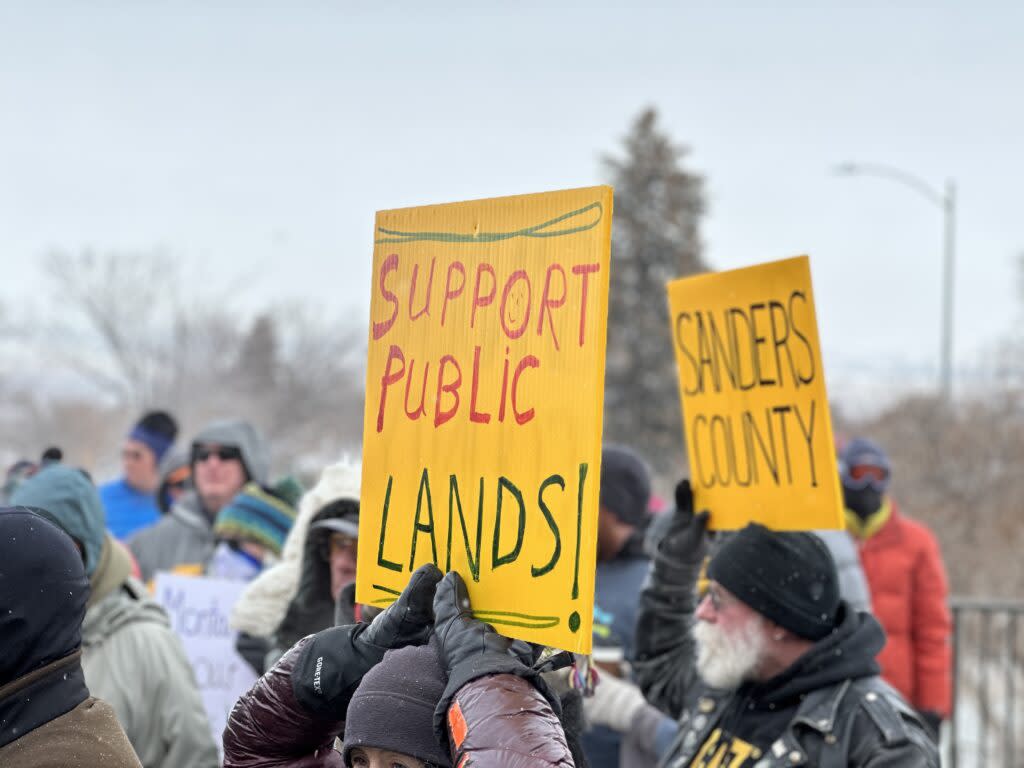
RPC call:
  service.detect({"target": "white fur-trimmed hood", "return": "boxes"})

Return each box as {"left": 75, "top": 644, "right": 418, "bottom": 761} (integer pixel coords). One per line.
{"left": 229, "top": 458, "right": 361, "bottom": 636}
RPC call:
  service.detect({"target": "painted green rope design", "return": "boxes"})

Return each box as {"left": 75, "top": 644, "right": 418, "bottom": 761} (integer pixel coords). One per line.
{"left": 367, "top": 596, "right": 559, "bottom": 629}
{"left": 375, "top": 201, "right": 602, "bottom": 244}
{"left": 473, "top": 610, "right": 560, "bottom": 630}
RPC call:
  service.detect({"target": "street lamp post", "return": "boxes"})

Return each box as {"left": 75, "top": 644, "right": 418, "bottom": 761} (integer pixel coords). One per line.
{"left": 834, "top": 163, "right": 957, "bottom": 401}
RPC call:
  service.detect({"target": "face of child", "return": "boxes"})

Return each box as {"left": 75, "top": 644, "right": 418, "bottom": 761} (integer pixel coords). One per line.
{"left": 348, "top": 746, "right": 426, "bottom": 768}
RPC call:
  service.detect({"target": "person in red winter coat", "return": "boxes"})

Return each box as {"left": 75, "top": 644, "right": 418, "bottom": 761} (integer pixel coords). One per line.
{"left": 840, "top": 437, "right": 952, "bottom": 737}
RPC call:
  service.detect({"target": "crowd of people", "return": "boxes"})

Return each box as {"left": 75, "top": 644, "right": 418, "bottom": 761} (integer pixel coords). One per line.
{"left": 0, "top": 408, "right": 950, "bottom": 767}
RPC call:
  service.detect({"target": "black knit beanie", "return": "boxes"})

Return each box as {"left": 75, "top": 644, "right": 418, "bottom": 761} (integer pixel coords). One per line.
{"left": 707, "top": 524, "right": 840, "bottom": 641}
{"left": 599, "top": 445, "right": 652, "bottom": 528}
{"left": 342, "top": 642, "right": 452, "bottom": 768}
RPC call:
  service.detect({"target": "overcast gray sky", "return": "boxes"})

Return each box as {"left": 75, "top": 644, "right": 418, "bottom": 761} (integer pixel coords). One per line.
{"left": 2, "top": 1, "right": 1021, "bottom": 408}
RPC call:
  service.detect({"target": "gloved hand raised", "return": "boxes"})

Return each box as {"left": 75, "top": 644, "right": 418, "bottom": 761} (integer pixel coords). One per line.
{"left": 648, "top": 480, "right": 710, "bottom": 582}
{"left": 430, "top": 573, "right": 532, "bottom": 679}
{"left": 291, "top": 563, "right": 443, "bottom": 719}
{"left": 360, "top": 562, "right": 441, "bottom": 648}
{"left": 431, "top": 570, "right": 559, "bottom": 740}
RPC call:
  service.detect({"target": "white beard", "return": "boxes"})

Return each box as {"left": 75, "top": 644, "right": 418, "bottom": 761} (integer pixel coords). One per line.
{"left": 693, "top": 616, "right": 768, "bottom": 690}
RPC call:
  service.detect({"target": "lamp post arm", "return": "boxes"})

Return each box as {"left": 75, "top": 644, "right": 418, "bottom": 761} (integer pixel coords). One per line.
{"left": 835, "top": 163, "right": 946, "bottom": 208}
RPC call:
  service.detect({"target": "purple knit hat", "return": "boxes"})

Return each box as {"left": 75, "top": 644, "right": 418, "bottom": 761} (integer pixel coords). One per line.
{"left": 128, "top": 410, "right": 178, "bottom": 462}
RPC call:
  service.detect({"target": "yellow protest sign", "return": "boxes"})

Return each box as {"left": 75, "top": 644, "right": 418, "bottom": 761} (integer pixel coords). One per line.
{"left": 666, "top": 255, "right": 843, "bottom": 531}
{"left": 357, "top": 186, "right": 613, "bottom": 653}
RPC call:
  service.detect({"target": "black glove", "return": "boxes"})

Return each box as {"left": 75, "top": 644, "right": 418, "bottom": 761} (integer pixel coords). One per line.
{"left": 360, "top": 563, "right": 441, "bottom": 647}
{"left": 235, "top": 631, "right": 272, "bottom": 676}
{"left": 651, "top": 480, "right": 710, "bottom": 579}
{"left": 919, "top": 709, "right": 942, "bottom": 742}
{"left": 431, "top": 571, "right": 559, "bottom": 742}
{"left": 292, "top": 563, "right": 442, "bottom": 718}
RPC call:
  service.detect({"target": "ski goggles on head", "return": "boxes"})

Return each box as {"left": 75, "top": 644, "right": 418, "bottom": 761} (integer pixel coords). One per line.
{"left": 841, "top": 462, "right": 890, "bottom": 491}
{"left": 164, "top": 465, "right": 191, "bottom": 490}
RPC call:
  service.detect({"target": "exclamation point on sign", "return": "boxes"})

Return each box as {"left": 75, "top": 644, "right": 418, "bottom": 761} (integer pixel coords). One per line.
{"left": 568, "top": 461, "right": 588, "bottom": 633}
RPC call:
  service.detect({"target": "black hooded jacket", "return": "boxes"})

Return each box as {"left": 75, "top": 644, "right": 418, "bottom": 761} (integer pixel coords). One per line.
{"left": 274, "top": 500, "right": 358, "bottom": 653}
{"left": 0, "top": 507, "right": 91, "bottom": 747}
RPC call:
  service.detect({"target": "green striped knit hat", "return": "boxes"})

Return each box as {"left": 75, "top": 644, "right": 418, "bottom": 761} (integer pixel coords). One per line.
{"left": 213, "top": 478, "right": 302, "bottom": 557}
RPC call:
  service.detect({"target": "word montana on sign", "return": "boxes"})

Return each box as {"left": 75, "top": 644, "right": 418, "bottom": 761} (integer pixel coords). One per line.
{"left": 666, "top": 255, "right": 843, "bottom": 531}
{"left": 357, "top": 186, "right": 613, "bottom": 653}
{"left": 154, "top": 573, "right": 257, "bottom": 756}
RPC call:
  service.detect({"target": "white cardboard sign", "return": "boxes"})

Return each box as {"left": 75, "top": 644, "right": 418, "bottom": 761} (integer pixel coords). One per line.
{"left": 154, "top": 573, "right": 258, "bottom": 754}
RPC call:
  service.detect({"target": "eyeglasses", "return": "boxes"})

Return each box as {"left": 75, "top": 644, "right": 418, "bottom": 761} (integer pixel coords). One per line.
{"left": 843, "top": 463, "right": 889, "bottom": 491}
{"left": 705, "top": 583, "right": 737, "bottom": 613}
{"left": 320, "top": 532, "right": 358, "bottom": 560}
{"left": 193, "top": 445, "right": 243, "bottom": 464}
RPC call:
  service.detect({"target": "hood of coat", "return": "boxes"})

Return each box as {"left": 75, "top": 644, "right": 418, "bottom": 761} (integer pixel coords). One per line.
{"left": 743, "top": 602, "right": 883, "bottom": 709}
{"left": 9, "top": 465, "right": 106, "bottom": 576}
{"left": 274, "top": 499, "right": 359, "bottom": 650}
{"left": 191, "top": 420, "right": 270, "bottom": 486}
{"left": 88, "top": 534, "right": 135, "bottom": 608}
{"left": 230, "top": 459, "right": 361, "bottom": 638}
{"left": 0, "top": 508, "right": 90, "bottom": 685}
{"left": 82, "top": 578, "right": 170, "bottom": 647}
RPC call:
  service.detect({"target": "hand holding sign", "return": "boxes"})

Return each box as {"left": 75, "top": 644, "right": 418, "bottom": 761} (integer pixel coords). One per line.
{"left": 657, "top": 480, "right": 710, "bottom": 566}
{"left": 361, "top": 563, "right": 443, "bottom": 649}
{"left": 292, "top": 563, "right": 444, "bottom": 720}
{"left": 431, "top": 570, "right": 560, "bottom": 739}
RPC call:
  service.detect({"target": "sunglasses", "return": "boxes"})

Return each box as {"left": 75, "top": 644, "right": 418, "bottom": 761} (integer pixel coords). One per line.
{"left": 193, "top": 445, "right": 243, "bottom": 464}
{"left": 843, "top": 463, "right": 889, "bottom": 491}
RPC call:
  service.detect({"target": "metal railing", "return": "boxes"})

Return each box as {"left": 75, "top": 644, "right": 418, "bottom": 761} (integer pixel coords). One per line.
{"left": 949, "top": 597, "right": 1024, "bottom": 767}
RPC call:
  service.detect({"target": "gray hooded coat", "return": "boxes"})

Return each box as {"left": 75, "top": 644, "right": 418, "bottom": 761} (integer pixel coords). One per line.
{"left": 82, "top": 571, "right": 220, "bottom": 768}
{"left": 129, "top": 420, "right": 269, "bottom": 582}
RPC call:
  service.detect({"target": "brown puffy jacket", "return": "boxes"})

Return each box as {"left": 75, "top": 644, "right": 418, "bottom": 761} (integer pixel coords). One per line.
{"left": 0, "top": 653, "right": 142, "bottom": 768}
{"left": 446, "top": 673, "right": 575, "bottom": 767}
{"left": 223, "top": 637, "right": 575, "bottom": 768}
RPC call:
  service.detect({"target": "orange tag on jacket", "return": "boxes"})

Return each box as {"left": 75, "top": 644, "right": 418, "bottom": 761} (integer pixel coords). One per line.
{"left": 448, "top": 700, "right": 469, "bottom": 750}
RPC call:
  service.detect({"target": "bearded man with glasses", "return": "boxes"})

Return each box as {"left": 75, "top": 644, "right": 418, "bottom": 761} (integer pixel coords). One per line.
{"left": 839, "top": 437, "right": 952, "bottom": 741}
{"left": 631, "top": 481, "right": 939, "bottom": 767}
{"left": 129, "top": 419, "right": 270, "bottom": 583}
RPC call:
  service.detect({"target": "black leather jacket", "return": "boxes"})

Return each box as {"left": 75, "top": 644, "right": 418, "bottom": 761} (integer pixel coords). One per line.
{"left": 632, "top": 538, "right": 939, "bottom": 767}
